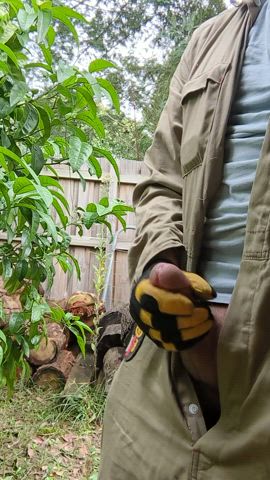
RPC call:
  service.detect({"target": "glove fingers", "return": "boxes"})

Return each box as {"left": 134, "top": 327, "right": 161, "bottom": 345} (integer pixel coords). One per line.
{"left": 180, "top": 319, "right": 213, "bottom": 342}
{"left": 130, "top": 292, "right": 213, "bottom": 350}
{"left": 177, "top": 307, "right": 209, "bottom": 329}
{"left": 135, "top": 278, "right": 194, "bottom": 315}
{"left": 183, "top": 272, "right": 216, "bottom": 300}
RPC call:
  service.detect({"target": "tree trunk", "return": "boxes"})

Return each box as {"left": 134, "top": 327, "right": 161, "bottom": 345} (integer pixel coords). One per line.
{"left": 32, "top": 350, "right": 75, "bottom": 391}
{"left": 29, "top": 322, "right": 69, "bottom": 366}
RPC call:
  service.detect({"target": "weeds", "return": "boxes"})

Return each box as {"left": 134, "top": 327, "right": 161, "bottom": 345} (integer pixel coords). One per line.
{"left": 0, "top": 383, "right": 104, "bottom": 479}
{"left": 46, "top": 383, "right": 106, "bottom": 424}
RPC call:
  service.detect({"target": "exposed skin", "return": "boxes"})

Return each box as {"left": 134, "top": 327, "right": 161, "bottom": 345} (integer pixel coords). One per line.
{"left": 149, "top": 261, "right": 228, "bottom": 421}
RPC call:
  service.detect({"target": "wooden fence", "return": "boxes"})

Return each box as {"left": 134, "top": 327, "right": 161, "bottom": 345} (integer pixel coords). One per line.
{"left": 46, "top": 158, "right": 149, "bottom": 308}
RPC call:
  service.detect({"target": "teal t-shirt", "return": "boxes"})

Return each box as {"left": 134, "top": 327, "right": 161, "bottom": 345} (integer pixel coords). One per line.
{"left": 199, "top": 0, "right": 270, "bottom": 303}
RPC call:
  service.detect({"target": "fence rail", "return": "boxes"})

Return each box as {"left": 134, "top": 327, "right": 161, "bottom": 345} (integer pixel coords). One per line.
{"left": 46, "top": 158, "right": 149, "bottom": 308}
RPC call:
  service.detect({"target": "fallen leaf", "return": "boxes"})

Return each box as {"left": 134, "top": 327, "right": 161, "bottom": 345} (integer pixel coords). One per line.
{"left": 27, "top": 447, "right": 35, "bottom": 458}
{"left": 33, "top": 436, "right": 45, "bottom": 445}
{"left": 77, "top": 444, "right": 89, "bottom": 458}
{"left": 61, "top": 433, "right": 77, "bottom": 443}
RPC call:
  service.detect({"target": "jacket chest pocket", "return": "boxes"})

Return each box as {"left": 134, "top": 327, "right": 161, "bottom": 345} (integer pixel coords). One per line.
{"left": 180, "top": 63, "right": 229, "bottom": 177}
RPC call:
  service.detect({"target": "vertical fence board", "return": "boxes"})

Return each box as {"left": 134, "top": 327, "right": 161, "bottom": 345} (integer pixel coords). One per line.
{"left": 46, "top": 159, "right": 149, "bottom": 307}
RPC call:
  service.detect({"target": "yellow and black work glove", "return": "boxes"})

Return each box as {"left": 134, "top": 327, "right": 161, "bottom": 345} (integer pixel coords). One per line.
{"left": 130, "top": 264, "right": 216, "bottom": 351}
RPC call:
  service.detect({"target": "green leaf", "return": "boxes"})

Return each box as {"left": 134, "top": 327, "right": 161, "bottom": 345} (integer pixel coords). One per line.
{"left": 15, "top": 103, "right": 39, "bottom": 138}
{"left": 40, "top": 43, "right": 52, "bottom": 66}
{"left": 0, "top": 42, "right": 18, "bottom": 66}
{"left": 56, "top": 253, "right": 72, "bottom": 272}
{"left": 15, "top": 259, "right": 28, "bottom": 281}
{"left": 24, "top": 62, "right": 52, "bottom": 72}
{"left": 88, "top": 155, "right": 102, "bottom": 178}
{"left": 89, "top": 59, "right": 117, "bottom": 73}
{"left": 97, "top": 78, "right": 120, "bottom": 113}
{"left": 51, "top": 8, "right": 78, "bottom": 42}
{"left": 0, "top": 130, "right": 10, "bottom": 148}
{"left": 0, "top": 99, "right": 13, "bottom": 118}
{"left": 93, "top": 147, "right": 120, "bottom": 180}
{"left": 2, "top": 258, "right": 12, "bottom": 278}
{"left": 17, "top": 7, "right": 37, "bottom": 31}
{"left": 31, "top": 335, "right": 41, "bottom": 346}
{"left": 10, "top": 81, "right": 28, "bottom": 106}
{"left": 9, "top": 312, "right": 24, "bottom": 333}
{"left": 0, "top": 183, "right": 11, "bottom": 208}
{"left": 76, "top": 112, "right": 105, "bottom": 139}
{"left": 36, "top": 104, "right": 51, "bottom": 141}
{"left": 81, "top": 71, "right": 102, "bottom": 99}
{"left": 46, "top": 25, "right": 55, "bottom": 47}
{"left": 0, "top": 328, "right": 7, "bottom": 345}
{"left": 86, "top": 203, "right": 97, "bottom": 213}
{"left": 51, "top": 5, "right": 87, "bottom": 23}
{"left": 68, "top": 136, "right": 92, "bottom": 172}
{"left": 50, "top": 189, "right": 69, "bottom": 212}
{"left": 30, "top": 210, "right": 40, "bottom": 238}
{"left": 0, "top": 0, "right": 23, "bottom": 13}
{"left": 76, "top": 334, "right": 85, "bottom": 356}
{"left": 34, "top": 184, "right": 53, "bottom": 208}
{"left": 31, "top": 145, "right": 46, "bottom": 174}
{"left": 50, "top": 190, "right": 70, "bottom": 213}
{"left": 82, "top": 211, "right": 98, "bottom": 229}
{"left": 52, "top": 197, "right": 68, "bottom": 227}
{"left": 0, "top": 345, "right": 3, "bottom": 366}
{"left": 0, "top": 21, "right": 17, "bottom": 44}
{"left": 13, "top": 177, "right": 35, "bottom": 195}
{"left": 0, "top": 60, "right": 9, "bottom": 74}
{"left": 65, "top": 252, "right": 81, "bottom": 280}
{"left": 37, "top": 9, "right": 52, "bottom": 43}
{"left": 57, "top": 61, "right": 75, "bottom": 83}
{"left": 31, "top": 303, "right": 47, "bottom": 323}
{"left": 75, "top": 320, "right": 93, "bottom": 335}
{"left": 39, "top": 212, "right": 58, "bottom": 242}
{"left": 99, "top": 197, "right": 109, "bottom": 208}
{"left": 0, "top": 151, "right": 8, "bottom": 169}
{"left": 39, "top": 175, "right": 63, "bottom": 192}
{"left": 74, "top": 86, "right": 97, "bottom": 115}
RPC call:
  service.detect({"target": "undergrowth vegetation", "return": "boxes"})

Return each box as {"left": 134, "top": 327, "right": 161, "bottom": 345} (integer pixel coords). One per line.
{"left": 0, "top": 383, "right": 105, "bottom": 479}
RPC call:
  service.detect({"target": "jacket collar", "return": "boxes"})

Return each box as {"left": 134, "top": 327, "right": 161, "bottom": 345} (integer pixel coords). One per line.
{"left": 235, "top": 0, "right": 262, "bottom": 24}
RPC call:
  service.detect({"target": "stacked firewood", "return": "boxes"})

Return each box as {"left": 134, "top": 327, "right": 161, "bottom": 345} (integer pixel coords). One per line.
{"left": 30, "top": 291, "right": 105, "bottom": 390}
{"left": 0, "top": 285, "right": 104, "bottom": 390}
{"left": 0, "top": 281, "right": 133, "bottom": 392}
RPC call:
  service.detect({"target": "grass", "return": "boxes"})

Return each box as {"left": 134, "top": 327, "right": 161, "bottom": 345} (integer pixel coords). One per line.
{"left": 0, "top": 382, "right": 106, "bottom": 479}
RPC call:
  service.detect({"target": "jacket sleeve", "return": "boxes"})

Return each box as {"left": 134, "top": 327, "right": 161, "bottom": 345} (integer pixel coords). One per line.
{"left": 128, "top": 44, "right": 192, "bottom": 284}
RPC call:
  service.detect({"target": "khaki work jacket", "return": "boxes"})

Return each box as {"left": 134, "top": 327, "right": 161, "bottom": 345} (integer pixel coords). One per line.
{"left": 129, "top": 0, "right": 262, "bottom": 282}
{"left": 128, "top": 1, "right": 270, "bottom": 478}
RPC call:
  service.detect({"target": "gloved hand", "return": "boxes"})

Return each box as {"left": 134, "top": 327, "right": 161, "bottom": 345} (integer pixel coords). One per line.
{"left": 130, "top": 262, "right": 216, "bottom": 351}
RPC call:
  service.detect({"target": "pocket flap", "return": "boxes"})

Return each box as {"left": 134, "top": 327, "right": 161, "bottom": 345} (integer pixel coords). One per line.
{"left": 182, "top": 63, "right": 229, "bottom": 102}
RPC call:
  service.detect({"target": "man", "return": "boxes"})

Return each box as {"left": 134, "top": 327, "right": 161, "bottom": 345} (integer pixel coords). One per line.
{"left": 99, "top": 1, "right": 270, "bottom": 478}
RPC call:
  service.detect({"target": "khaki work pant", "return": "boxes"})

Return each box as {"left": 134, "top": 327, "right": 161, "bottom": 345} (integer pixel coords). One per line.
{"left": 99, "top": 297, "right": 270, "bottom": 480}
{"left": 98, "top": 336, "right": 207, "bottom": 480}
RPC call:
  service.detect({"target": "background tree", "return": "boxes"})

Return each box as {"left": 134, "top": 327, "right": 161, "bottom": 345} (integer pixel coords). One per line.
{"left": 53, "top": 0, "right": 226, "bottom": 159}
{"left": 24, "top": 0, "right": 226, "bottom": 159}
{"left": 0, "top": 0, "right": 132, "bottom": 392}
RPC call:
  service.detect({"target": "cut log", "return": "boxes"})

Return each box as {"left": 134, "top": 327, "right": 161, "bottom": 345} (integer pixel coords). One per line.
{"left": 103, "top": 346, "right": 125, "bottom": 392}
{"left": 29, "top": 337, "right": 57, "bottom": 366}
{"left": 96, "top": 310, "right": 126, "bottom": 371}
{"left": 32, "top": 350, "right": 75, "bottom": 391}
{"left": 62, "top": 352, "right": 96, "bottom": 396}
{"left": 29, "top": 322, "right": 69, "bottom": 366}
{"left": 46, "top": 322, "right": 69, "bottom": 350}
{"left": 0, "top": 277, "right": 22, "bottom": 328}
{"left": 66, "top": 291, "right": 105, "bottom": 328}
